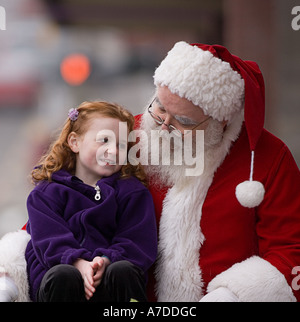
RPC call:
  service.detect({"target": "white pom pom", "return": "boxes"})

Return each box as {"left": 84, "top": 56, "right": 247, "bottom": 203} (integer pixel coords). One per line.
{"left": 235, "top": 180, "right": 265, "bottom": 208}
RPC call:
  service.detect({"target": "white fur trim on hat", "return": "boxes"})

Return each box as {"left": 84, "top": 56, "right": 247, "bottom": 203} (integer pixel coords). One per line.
{"left": 154, "top": 41, "right": 245, "bottom": 122}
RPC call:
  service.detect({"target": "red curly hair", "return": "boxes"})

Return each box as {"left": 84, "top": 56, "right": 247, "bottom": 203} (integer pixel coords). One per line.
{"left": 31, "top": 101, "right": 147, "bottom": 185}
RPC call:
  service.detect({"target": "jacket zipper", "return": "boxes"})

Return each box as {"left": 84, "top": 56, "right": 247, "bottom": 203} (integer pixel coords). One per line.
{"left": 94, "top": 185, "right": 101, "bottom": 201}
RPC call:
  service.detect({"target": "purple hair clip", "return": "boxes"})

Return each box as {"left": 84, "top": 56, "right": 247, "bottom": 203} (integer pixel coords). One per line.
{"left": 68, "top": 108, "right": 79, "bottom": 122}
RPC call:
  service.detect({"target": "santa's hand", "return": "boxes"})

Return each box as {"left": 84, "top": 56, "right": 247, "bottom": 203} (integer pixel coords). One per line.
{"left": 200, "top": 287, "right": 239, "bottom": 302}
{"left": 0, "top": 274, "right": 19, "bottom": 302}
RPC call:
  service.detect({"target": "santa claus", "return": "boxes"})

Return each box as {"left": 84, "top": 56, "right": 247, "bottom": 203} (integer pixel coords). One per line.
{"left": 0, "top": 41, "right": 299, "bottom": 302}
{"left": 137, "top": 41, "right": 300, "bottom": 302}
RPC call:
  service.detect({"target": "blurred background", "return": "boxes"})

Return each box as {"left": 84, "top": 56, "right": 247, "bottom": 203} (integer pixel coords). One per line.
{"left": 0, "top": 0, "right": 299, "bottom": 236}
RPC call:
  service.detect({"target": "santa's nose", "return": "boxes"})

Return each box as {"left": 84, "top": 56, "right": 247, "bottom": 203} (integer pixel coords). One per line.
{"left": 160, "top": 116, "right": 173, "bottom": 132}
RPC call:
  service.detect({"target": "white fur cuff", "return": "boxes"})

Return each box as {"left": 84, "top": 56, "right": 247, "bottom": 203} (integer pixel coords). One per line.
{"left": 0, "top": 230, "right": 31, "bottom": 302}
{"left": 207, "top": 256, "right": 296, "bottom": 302}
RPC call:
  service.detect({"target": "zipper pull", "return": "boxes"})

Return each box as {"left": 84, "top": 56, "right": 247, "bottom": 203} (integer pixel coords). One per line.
{"left": 94, "top": 185, "right": 101, "bottom": 201}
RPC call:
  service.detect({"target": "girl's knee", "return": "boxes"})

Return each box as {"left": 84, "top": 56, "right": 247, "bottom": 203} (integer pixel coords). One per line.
{"left": 102, "top": 261, "right": 147, "bottom": 302}
{"left": 37, "top": 264, "right": 84, "bottom": 302}
{"left": 107, "top": 261, "right": 133, "bottom": 275}
{"left": 46, "top": 264, "right": 81, "bottom": 284}
{"left": 106, "top": 261, "right": 144, "bottom": 281}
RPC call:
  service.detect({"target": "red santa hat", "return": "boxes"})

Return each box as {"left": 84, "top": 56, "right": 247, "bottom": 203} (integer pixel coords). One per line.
{"left": 153, "top": 41, "right": 266, "bottom": 208}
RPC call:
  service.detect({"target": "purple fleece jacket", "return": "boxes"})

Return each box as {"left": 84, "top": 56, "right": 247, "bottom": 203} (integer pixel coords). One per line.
{"left": 25, "top": 169, "right": 157, "bottom": 301}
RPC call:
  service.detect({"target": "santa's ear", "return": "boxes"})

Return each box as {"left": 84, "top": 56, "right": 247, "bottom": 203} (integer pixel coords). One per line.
{"left": 68, "top": 132, "right": 80, "bottom": 153}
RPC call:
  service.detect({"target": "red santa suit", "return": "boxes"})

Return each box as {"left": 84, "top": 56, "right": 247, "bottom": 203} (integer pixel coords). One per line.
{"left": 138, "top": 41, "right": 300, "bottom": 302}
{"left": 145, "top": 124, "right": 300, "bottom": 302}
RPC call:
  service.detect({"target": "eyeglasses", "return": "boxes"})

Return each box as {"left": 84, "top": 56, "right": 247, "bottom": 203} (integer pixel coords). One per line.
{"left": 148, "top": 98, "right": 211, "bottom": 137}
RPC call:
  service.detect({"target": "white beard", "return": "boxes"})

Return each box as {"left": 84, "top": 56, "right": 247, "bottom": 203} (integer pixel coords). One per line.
{"left": 140, "top": 111, "right": 226, "bottom": 187}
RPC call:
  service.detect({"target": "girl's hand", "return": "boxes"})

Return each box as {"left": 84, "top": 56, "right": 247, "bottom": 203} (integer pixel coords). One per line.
{"left": 73, "top": 257, "right": 111, "bottom": 300}
{"left": 91, "top": 256, "right": 110, "bottom": 288}
{"left": 73, "top": 258, "right": 97, "bottom": 300}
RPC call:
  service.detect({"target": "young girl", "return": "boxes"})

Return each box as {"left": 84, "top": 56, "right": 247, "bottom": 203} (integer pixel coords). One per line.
{"left": 25, "top": 101, "right": 157, "bottom": 302}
